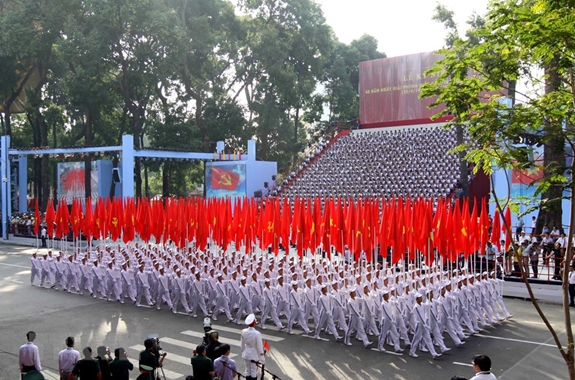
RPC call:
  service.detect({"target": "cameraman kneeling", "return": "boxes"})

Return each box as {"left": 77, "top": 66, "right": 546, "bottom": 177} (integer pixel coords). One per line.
{"left": 191, "top": 345, "right": 214, "bottom": 380}
{"left": 138, "top": 339, "right": 166, "bottom": 380}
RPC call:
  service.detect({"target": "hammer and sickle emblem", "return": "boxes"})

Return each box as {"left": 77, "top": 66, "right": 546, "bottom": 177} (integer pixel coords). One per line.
{"left": 112, "top": 217, "right": 118, "bottom": 227}
{"left": 218, "top": 173, "right": 232, "bottom": 186}
{"left": 267, "top": 221, "right": 273, "bottom": 232}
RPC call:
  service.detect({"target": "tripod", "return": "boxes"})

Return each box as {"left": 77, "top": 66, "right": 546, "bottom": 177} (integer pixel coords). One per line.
{"left": 252, "top": 361, "right": 282, "bottom": 380}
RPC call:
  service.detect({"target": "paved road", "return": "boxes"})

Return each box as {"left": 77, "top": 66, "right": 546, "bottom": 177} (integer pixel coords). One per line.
{"left": 0, "top": 244, "right": 570, "bottom": 380}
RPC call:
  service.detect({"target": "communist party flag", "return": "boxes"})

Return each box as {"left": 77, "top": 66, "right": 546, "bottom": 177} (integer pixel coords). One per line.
{"left": 322, "top": 198, "right": 332, "bottom": 255}
{"left": 332, "top": 198, "right": 345, "bottom": 254}
{"left": 83, "top": 197, "right": 93, "bottom": 242}
{"left": 281, "top": 198, "right": 291, "bottom": 252}
{"left": 45, "top": 198, "right": 56, "bottom": 237}
{"left": 490, "top": 209, "right": 501, "bottom": 245}
{"left": 138, "top": 197, "right": 152, "bottom": 243}
{"left": 70, "top": 198, "right": 82, "bottom": 238}
{"left": 291, "top": 197, "right": 301, "bottom": 248}
{"left": 417, "top": 198, "right": 432, "bottom": 260}
{"left": 123, "top": 197, "right": 136, "bottom": 243}
{"left": 502, "top": 206, "right": 512, "bottom": 250}
{"left": 303, "top": 198, "right": 312, "bottom": 251}
{"left": 211, "top": 167, "right": 240, "bottom": 190}
{"left": 55, "top": 200, "right": 65, "bottom": 239}
{"left": 109, "top": 198, "right": 122, "bottom": 241}
{"left": 196, "top": 200, "right": 208, "bottom": 249}
{"left": 469, "top": 199, "right": 478, "bottom": 253}
{"left": 312, "top": 197, "right": 322, "bottom": 250}
{"left": 392, "top": 199, "right": 405, "bottom": 264}
{"left": 378, "top": 198, "right": 388, "bottom": 250}
{"left": 479, "top": 200, "right": 489, "bottom": 253}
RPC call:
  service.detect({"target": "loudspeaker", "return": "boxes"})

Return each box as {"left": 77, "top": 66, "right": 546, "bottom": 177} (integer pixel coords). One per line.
{"left": 112, "top": 168, "right": 121, "bottom": 183}
{"left": 271, "top": 175, "right": 277, "bottom": 181}
{"left": 254, "top": 190, "right": 262, "bottom": 198}
{"left": 264, "top": 182, "right": 268, "bottom": 188}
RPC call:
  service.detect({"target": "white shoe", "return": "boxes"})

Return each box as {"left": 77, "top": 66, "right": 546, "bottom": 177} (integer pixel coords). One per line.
{"left": 409, "top": 352, "right": 418, "bottom": 358}
{"left": 432, "top": 353, "right": 442, "bottom": 359}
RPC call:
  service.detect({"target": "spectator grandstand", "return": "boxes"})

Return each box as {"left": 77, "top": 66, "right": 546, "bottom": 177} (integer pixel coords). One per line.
{"left": 276, "top": 125, "right": 461, "bottom": 200}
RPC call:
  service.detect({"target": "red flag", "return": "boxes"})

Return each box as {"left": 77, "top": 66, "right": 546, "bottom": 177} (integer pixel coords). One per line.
{"left": 479, "top": 199, "right": 489, "bottom": 253}
{"left": 123, "top": 198, "right": 136, "bottom": 243}
{"left": 502, "top": 207, "right": 512, "bottom": 250}
{"left": 263, "top": 340, "right": 270, "bottom": 352}
{"left": 84, "top": 197, "right": 93, "bottom": 242}
{"left": 109, "top": 198, "right": 122, "bottom": 241}
{"left": 490, "top": 210, "right": 501, "bottom": 245}
{"left": 211, "top": 167, "right": 240, "bottom": 190}
{"left": 45, "top": 198, "right": 55, "bottom": 237}
{"left": 70, "top": 198, "right": 82, "bottom": 238}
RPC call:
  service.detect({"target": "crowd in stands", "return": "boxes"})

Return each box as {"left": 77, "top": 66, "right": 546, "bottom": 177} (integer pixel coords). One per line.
{"left": 278, "top": 126, "right": 461, "bottom": 200}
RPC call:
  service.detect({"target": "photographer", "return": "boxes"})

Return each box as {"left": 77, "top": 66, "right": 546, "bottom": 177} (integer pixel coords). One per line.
{"left": 109, "top": 348, "right": 133, "bottom": 380}
{"left": 205, "top": 331, "right": 222, "bottom": 362}
{"left": 138, "top": 338, "right": 166, "bottom": 380}
{"left": 190, "top": 345, "right": 214, "bottom": 380}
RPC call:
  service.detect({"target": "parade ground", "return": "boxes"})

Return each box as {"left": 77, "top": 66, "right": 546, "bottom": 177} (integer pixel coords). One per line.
{"left": 0, "top": 240, "right": 570, "bottom": 380}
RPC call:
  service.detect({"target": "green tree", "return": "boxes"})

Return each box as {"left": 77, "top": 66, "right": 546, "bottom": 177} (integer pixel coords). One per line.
{"left": 236, "top": 0, "right": 332, "bottom": 169}
{"left": 421, "top": 1, "right": 575, "bottom": 377}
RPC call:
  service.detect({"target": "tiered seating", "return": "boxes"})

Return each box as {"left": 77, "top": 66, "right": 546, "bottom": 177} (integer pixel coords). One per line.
{"left": 277, "top": 126, "right": 461, "bottom": 199}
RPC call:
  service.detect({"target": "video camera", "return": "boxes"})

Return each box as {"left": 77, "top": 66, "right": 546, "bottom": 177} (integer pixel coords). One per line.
{"left": 147, "top": 334, "right": 163, "bottom": 356}
{"left": 202, "top": 317, "right": 215, "bottom": 346}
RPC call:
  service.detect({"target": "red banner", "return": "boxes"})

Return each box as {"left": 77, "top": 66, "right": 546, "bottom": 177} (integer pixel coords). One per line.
{"left": 359, "top": 52, "right": 448, "bottom": 128}
{"left": 211, "top": 167, "right": 240, "bottom": 190}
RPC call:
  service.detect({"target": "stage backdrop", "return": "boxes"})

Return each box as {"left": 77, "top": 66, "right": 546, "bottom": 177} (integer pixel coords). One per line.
{"left": 205, "top": 162, "right": 247, "bottom": 198}
{"left": 359, "top": 52, "right": 448, "bottom": 128}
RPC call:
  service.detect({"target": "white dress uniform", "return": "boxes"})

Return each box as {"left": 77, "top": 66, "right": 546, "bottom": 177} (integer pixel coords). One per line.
{"left": 345, "top": 292, "right": 372, "bottom": 347}
{"left": 438, "top": 292, "right": 465, "bottom": 345}
{"left": 331, "top": 284, "right": 348, "bottom": 333}
{"left": 261, "top": 281, "right": 284, "bottom": 329}
{"left": 136, "top": 268, "right": 154, "bottom": 306}
{"left": 236, "top": 281, "right": 254, "bottom": 324}
{"left": 190, "top": 274, "right": 210, "bottom": 317}
{"left": 212, "top": 276, "right": 233, "bottom": 321}
{"left": 426, "top": 296, "right": 449, "bottom": 352}
{"left": 240, "top": 316, "right": 265, "bottom": 380}
{"left": 79, "top": 260, "right": 92, "bottom": 294}
{"left": 303, "top": 283, "right": 321, "bottom": 333}
{"left": 275, "top": 281, "right": 292, "bottom": 321}
{"left": 287, "top": 284, "right": 312, "bottom": 334}
{"left": 378, "top": 295, "right": 402, "bottom": 352}
{"left": 361, "top": 291, "right": 380, "bottom": 336}
{"left": 488, "top": 275, "right": 512, "bottom": 318}
{"left": 106, "top": 265, "right": 122, "bottom": 301}
{"left": 249, "top": 278, "right": 265, "bottom": 313}
{"left": 120, "top": 267, "right": 137, "bottom": 303}
{"left": 455, "top": 283, "right": 478, "bottom": 334}
{"left": 155, "top": 272, "right": 173, "bottom": 310}
{"left": 393, "top": 294, "right": 411, "bottom": 344}
{"left": 30, "top": 255, "right": 41, "bottom": 285}
{"left": 40, "top": 256, "right": 53, "bottom": 286}
{"left": 92, "top": 262, "right": 106, "bottom": 298}
{"left": 409, "top": 296, "right": 440, "bottom": 358}
{"left": 171, "top": 272, "right": 191, "bottom": 313}
{"left": 316, "top": 290, "right": 342, "bottom": 340}
{"left": 54, "top": 257, "right": 67, "bottom": 290}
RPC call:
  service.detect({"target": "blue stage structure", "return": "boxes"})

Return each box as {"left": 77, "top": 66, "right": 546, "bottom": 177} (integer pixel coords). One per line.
{"left": 0, "top": 135, "right": 276, "bottom": 240}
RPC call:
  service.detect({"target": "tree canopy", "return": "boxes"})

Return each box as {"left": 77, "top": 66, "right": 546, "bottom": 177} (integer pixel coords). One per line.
{"left": 421, "top": 1, "right": 575, "bottom": 377}
{"left": 0, "top": 0, "right": 385, "bottom": 202}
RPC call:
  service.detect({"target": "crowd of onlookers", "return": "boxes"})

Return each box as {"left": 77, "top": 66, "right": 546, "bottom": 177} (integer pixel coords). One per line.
{"left": 19, "top": 332, "right": 135, "bottom": 380}
{"left": 277, "top": 126, "right": 462, "bottom": 201}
